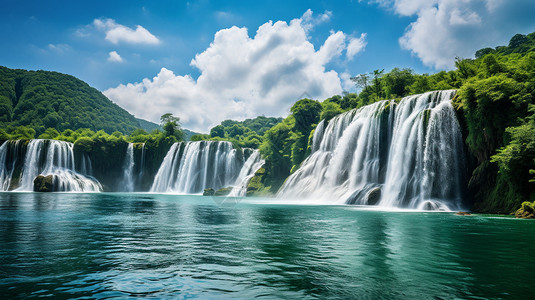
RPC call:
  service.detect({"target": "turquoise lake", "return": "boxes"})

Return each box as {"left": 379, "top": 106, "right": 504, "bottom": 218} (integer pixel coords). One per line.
{"left": 1, "top": 192, "right": 534, "bottom": 299}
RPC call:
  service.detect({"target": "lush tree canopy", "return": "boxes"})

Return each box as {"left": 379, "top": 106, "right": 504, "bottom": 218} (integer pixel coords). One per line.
{"left": 0, "top": 66, "right": 142, "bottom": 135}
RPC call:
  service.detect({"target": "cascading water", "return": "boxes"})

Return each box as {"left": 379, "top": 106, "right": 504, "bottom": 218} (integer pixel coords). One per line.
{"left": 0, "top": 140, "right": 24, "bottom": 191}
{"left": 120, "top": 143, "right": 135, "bottom": 192}
{"left": 277, "top": 90, "right": 465, "bottom": 210}
{"left": 150, "top": 141, "right": 261, "bottom": 194}
{"left": 228, "top": 150, "right": 265, "bottom": 197}
{"left": 2, "top": 139, "right": 102, "bottom": 192}
{"left": 138, "top": 143, "right": 146, "bottom": 185}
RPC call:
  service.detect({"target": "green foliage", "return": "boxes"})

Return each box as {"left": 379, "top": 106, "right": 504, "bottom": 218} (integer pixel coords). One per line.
{"left": 190, "top": 134, "right": 210, "bottom": 141}
{"left": 260, "top": 117, "right": 294, "bottom": 182}
{"left": 453, "top": 35, "right": 535, "bottom": 213}
{"left": 320, "top": 101, "right": 343, "bottom": 122}
{"left": 203, "top": 116, "right": 283, "bottom": 149}
{"left": 136, "top": 118, "right": 161, "bottom": 132}
{"left": 0, "top": 66, "right": 142, "bottom": 134}
{"left": 38, "top": 128, "right": 60, "bottom": 139}
{"left": 382, "top": 68, "right": 415, "bottom": 98}
{"left": 210, "top": 125, "right": 225, "bottom": 138}
{"left": 6, "top": 126, "right": 35, "bottom": 140}
{"left": 160, "top": 113, "right": 184, "bottom": 141}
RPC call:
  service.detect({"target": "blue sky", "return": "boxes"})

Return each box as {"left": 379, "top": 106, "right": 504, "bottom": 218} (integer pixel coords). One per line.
{"left": 2, "top": 0, "right": 535, "bottom": 132}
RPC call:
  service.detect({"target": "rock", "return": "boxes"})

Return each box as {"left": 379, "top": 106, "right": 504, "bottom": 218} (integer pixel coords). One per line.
{"left": 366, "top": 187, "right": 381, "bottom": 205}
{"left": 33, "top": 175, "right": 55, "bottom": 192}
{"left": 515, "top": 201, "right": 535, "bottom": 219}
{"left": 203, "top": 188, "right": 215, "bottom": 196}
{"left": 455, "top": 211, "right": 471, "bottom": 216}
{"left": 214, "top": 187, "right": 232, "bottom": 196}
{"left": 254, "top": 167, "right": 266, "bottom": 176}
{"left": 246, "top": 167, "right": 267, "bottom": 196}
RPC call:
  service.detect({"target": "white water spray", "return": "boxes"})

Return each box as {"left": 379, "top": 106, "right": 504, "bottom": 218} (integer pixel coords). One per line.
{"left": 278, "top": 90, "right": 465, "bottom": 210}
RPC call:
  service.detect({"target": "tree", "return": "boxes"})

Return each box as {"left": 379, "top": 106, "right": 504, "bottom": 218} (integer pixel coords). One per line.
{"left": 160, "top": 113, "right": 184, "bottom": 141}
{"left": 382, "top": 68, "right": 415, "bottom": 98}
{"left": 210, "top": 125, "right": 225, "bottom": 138}
{"left": 351, "top": 73, "right": 370, "bottom": 91}
{"left": 475, "top": 47, "right": 495, "bottom": 59}
{"left": 371, "top": 69, "right": 385, "bottom": 99}
{"left": 320, "top": 102, "right": 343, "bottom": 122}
{"left": 509, "top": 34, "right": 528, "bottom": 49}
{"left": 290, "top": 98, "right": 322, "bottom": 134}
{"left": 455, "top": 58, "right": 477, "bottom": 80}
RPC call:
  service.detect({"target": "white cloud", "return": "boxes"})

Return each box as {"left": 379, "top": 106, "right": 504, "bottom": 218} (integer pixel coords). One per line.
{"left": 340, "top": 72, "right": 356, "bottom": 91}
{"left": 300, "top": 9, "right": 333, "bottom": 33}
{"left": 104, "top": 12, "right": 362, "bottom": 132}
{"left": 347, "top": 33, "right": 367, "bottom": 60}
{"left": 108, "top": 51, "right": 123, "bottom": 63}
{"left": 93, "top": 18, "right": 160, "bottom": 45}
{"left": 47, "top": 43, "right": 71, "bottom": 53}
{"left": 385, "top": 0, "right": 535, "bottom": 69}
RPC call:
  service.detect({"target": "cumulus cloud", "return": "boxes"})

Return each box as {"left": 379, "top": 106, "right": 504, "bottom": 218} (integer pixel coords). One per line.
{"left": 104, "top": 11, "right": 364, "bottom": 132}
{"left": 300, "top": 9, "right": 333, "bottom": 33}
{"left": 93, "top": 18, "right": 160, "bottom": 45}
{"left": 347, "top": 33, "right": 367, "bottom": 60}
{"left": 108, "top": 51, "right": 123, "bottom": 63}
{"left": 370, "top": 0, "right": 535, "bottom": 69}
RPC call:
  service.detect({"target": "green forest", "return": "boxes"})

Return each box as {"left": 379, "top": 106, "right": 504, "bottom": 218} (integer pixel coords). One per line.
{"left": 0, "top": 66, "right": 144, "bottom": 135}
{"left": 1, "top": 31, "right": 534, "bottom": 213}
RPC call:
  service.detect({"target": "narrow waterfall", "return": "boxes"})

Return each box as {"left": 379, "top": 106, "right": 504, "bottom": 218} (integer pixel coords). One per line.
{"left": 0, "top": 140, "right": 24, "bottom": 191}
{"left": 120, "top": 143, "right": 135, "bottom": 192}
{"left": 9, "top": 139, "right": 102, "bottom": 192}
{"left": 150, "top": 141, "right": 258, "bottom": 194}
{"left": 138, "top": 143, "right": 146, "bottom": 185}
{"left": 228, "top": 150, "right": 265, "bottom": 197}
{"left": 277, "top": 90, "right": 465, "bottom": 210}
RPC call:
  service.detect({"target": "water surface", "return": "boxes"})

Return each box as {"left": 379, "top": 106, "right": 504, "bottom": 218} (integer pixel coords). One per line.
{"left": 1, "top": 192, "right": 534, "bottom": 299}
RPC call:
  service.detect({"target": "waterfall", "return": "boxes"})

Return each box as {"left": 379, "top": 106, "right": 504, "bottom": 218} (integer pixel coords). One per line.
{"left": 0, "top": 140, "right": 24, "bottom": 191}
{"left": 277, "top": 90, "right": 465, "bottom": 210}
{"left": 138, "top": 143, "right": 146, "bottom": 185}
{"left": 8, "top": 139, "right": 102, "bottom": 192}
{"left": 120, "top": 143, "right": 135, "bottom": 192}
{"left": 150, "top": 141, "right": 259, "bottom": 194}
{"left": 228, "top": 150, "right": 265, "bottom": 197}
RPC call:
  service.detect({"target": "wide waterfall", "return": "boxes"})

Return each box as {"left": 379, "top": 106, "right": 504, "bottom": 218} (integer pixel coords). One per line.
{"left": 150, "top": 141, "right": 262, "bottom": 194}
{"left": 0, "top": 139, "right": 102, "bottom": 192}
{"left": 278, "top": 90, "right": 465, "bottom": 210}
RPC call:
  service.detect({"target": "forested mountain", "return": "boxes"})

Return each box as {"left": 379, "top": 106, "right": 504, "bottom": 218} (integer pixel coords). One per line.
{"left": 0, "top": 66, "right": 141, "bottom": 134}
{"left": 136, "top": 118, "right": 161, "bottom": 132}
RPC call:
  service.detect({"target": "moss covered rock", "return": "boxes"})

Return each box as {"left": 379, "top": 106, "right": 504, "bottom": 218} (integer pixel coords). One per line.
{"left": 33, "top": 175, "right": 55, "bottom": 192}
{"left": 515, "top": 201, "right": 535, "bottom": 219}
{"left": 214, "top": 187, "right": 232, "bottom": 196}
{"left": 203, "top": 188, "right": 215, "bottom": 196}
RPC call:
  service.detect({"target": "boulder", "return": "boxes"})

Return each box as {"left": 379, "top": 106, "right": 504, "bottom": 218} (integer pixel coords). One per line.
{"left": 366, "top": 187, "right": 381, "bottom": 205}
{"left": 515, "top": 201, "right": 535, "bottom": 219}
{"left": 203, "top": 188, "right": 215, "bottom": 196}
{"left": 214, "top": 187, "right": 232, "bottom": 196}
{"left": 33, "top": 175, "right": 55, "bottom": 192}
{"left": 455, "top": 211, "right": 471, "bottom": 216}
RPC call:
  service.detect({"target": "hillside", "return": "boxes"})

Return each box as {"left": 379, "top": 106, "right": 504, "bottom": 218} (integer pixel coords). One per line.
{"left": 0, "top": 66, "right": 141, "bottom": 134}
{"left": 136, "top": 117, "right": 161, "bottom": 132}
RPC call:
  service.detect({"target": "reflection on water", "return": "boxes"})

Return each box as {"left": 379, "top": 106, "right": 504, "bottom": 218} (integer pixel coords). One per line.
{"left": 1, "top": 192, "right": 535, "bottom": 299}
